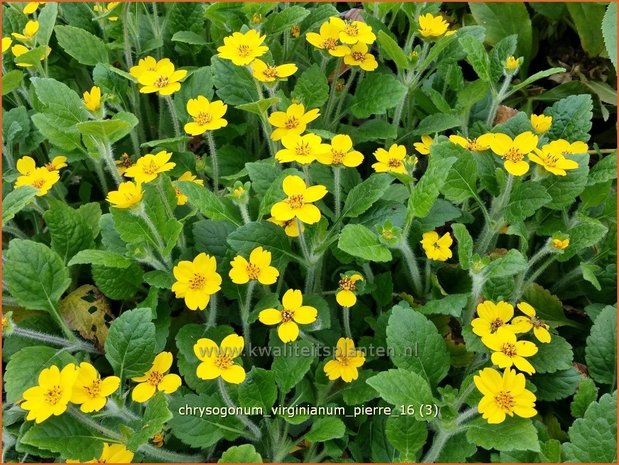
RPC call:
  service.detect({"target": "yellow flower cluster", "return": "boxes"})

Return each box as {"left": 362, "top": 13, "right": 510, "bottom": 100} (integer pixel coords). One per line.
{"left": 5, "top": 19, "right": 51, "bottom": 67}
{"left": 14, "top": 155, "right": 67, "bottom": 196}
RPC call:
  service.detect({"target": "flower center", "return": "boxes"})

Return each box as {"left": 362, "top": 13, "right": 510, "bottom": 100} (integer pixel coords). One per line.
{"left": 31, "top": 177, "right": 47, "bottom": 189}
{"left": 288, "top": 194, "right": 304, "bottom": 209}
{"left": 432, "top": 242, "right": 441, "bottom": 250}
{"left": 331, "top": 150, "right": 345, "bottom": 164}
{"left": 154, "top": 75, "right": 169, "bottom": 89}
{"left": 142, "top": 160, "right": 160, "bottom": 175}
{"left": 295, "top": 142, "right": 312, "bottom": 156}
{"left": 189, "top": 273, "right": 206, "bottom": 290}
{"left": 246, "top": 263, "right": 261, "bottom": 280}
{"left": 388, "top": 158, "right": 402, "bottom": 168}
{"left": 344, "top": 23, "right": 359, "bottom": 36}
{"left": 45, "top": 162, "right": 55, "bottom": 171}
{"left": 195, "top": 112, "right": 212, "bottom": 126}
{"left": 85, "top": 379, "right": 101, "bottom": 398}
{"left": 215, "top": 354, "right": 233, "bottom": 369}
{"left": 237, "top": 44, "right": 251, "bottom": 57}
{"left": 338, "top": 277, "right": 357, "bottom": 292}
{"left": 490, "top": 318, "right": 504, "bottom": 333}
{"left": 351, "top": 51, "right": 365, "bottom": 62}
{"left": 542, "top": 154, "right": 559, "bottom": 167}
{"left": 147, "top": 371, "right": 164, "bottom": 386}
{"left": 530, "top": 316, "right": 547, "bottom": 329}
{"left": 502, "top": 343, "right": 517, "bottom": 357}
{"left": 323, "top": 38, "right": 338, "bottom": 50}
{"left": 263, "top": 66, "right": 279, "bottom": 79}
{"left": 285, "top": 117, "right": 299, "bottom": 129}
{"left": 504, "top": 148, "right": 524, "bottom": 162}
{"left": 281, "top": 309, "right": 294, "bottom": 322}
{"left": 495, "top": 391, "right": 515, "bottom": 410}
{"left": 44, "top": 385, "right": 63, "bottom": 405}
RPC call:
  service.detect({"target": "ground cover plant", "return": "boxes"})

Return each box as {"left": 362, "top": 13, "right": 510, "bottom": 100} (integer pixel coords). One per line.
{"left": 1, "top": 1, "right": 617, "bottom": 463}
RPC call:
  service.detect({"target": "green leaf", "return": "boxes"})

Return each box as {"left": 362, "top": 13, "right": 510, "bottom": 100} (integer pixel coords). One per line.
{"left": 351, "top": 73, "right": 408, "bottom": 119}
{"left": 338, "top": 224, "right": 392, "bottom": 262}
{"left": 21, "top": 415, "right": 103, "bottom": 461}
{"left": 386, "top": 303, "right": 450, "bottom": 386}
{"left": 602, "top": 3, "right": 617, "bottom": 70}
{"left": 413, "top": 113, "right": 462, "bottom": 136}
{"left": 126, "top": 394, "right": 173, "bottom": 451}
{"left": 246, "top": 160, "right": 280, "bottom": 196}
{"left": 4, "top": 239, "right": 71, "bottom": 313}
{"left": 408, "top": 148, "right": 457, "bottom": 218}
{"left": 143, "top": 270, "right": 174, "bottom": 289}
{"left": 2, "top": 186, "right": 37, "bottom": 225}
{"left": 451, "top": 223, "right": 473, "bottom": 270}
{"left": 466, "top": 417, "right": 540, "bottom": 452}
{"left": 236, "top": 98, "right": 280, "bottom": 116}
{"left": 37, "top": 2, "right": 58, "bottom": 45}
{"left": 92, "top": 263, "right": 143, "bottom": 300}
{"left": 342, "top": 173, "right": 393, "bottom": 219}
{"left": 504, "top": 181, "right": 551, "bottom": 223}
{"left": 533, "top": 367, "right": 580, "bottom": 401}
{"left": 11, "top": 45, "right": 48, "bottom": 67}
{"left": 290, "top": 63, "right": 329, "bottom": 108}
{"left": 546, "top": 94, "right": 593, "bottom": 142}
{"left": 212, "top": 56, "right": 260, "bottom": 105}
{"left": 4, "top": 346, "right": 75, "bottom": 404}
{"left": 509, "top": 67, "right": 566, "bottom": 93}
{"left": 557, "top": 214, "right": 608, "bottom": 262}
{"left": 484, "top": 249, "right": 527, "bottom": 279}
{"left": 68, "top": 249, "right": 132, "bottom": 268}
{"left": 44, "top": 201, "right": 100, "bottom": 263}
{"left": 587, "top": 152, "right": 617, "bottom": 186}
{"left": 76, "top": 112, "right": 138, "bottom": 144}
{"left": 178, "top": 181, "right": 241, "bottom": 226}
{"left": 563, "top": 392, "right": 617, "bottom": 462}
{"left": 30, "top": 113, "right": 83, "bottom": 151}
{"left": 304, "top": 417, "right": 346, "bottom": 442}
{"left": 585, "top": 305, "right": 617, "bottom": 385}
{"left": 418, "top": 293, "right": 468, "bottom": 318}
{"left": 30, "top": 77, "right": 89, "bottom": 125}
{"left": 104, "top": 308, "right": 156, "bottom": 379}
{"left": 459, "top": 35, "right": 492, "bottom": 82}
{"left": 219, "top": 444, "right": 263, "bottom": 463}
{"left": 385, "top": 415, "right": 427, "bottom": 459}
{"left": 171, "top": 30, "right": 207, "bottom": 45}
{"left": 437, "top": 144, "right": 478, "bottom": 203}
{"left": 541, "top": 154, "right": 590, "bottom": 209}
{"left": 349, "top": 119, "right": 397, "bottom": 143}
{"left": 366, "top": 369, "right": 434, "bottom": 420}
{"left": 377, "top": 30, "right": 408, "bottom": 71}
{"left": 341, "top": 370, "right": 380, "bottom": 406}
{"left": 529, "top": 334, "right": 573, "bottom": 374}
{"left": 2, "top": 69, "right": 24, "bottom": 94}
{"left": 522, "top": 283, "right": 571, "bottom": 327}
{"left": 193, "top": 219, "right": 235, "bottom": 260}
{"left": 570, "top": 377, "right": 598, "bottom": 418}
{"left": 238, "top": 367, "right": 277, "bottom": 411}
{"left": 264, "top": 6, "right": 310, "bottom": 34}
{"left": 54, "top": 25, "right": 109, "bottom": 66}
{"left": 227, "top": 221, "right": 295, "bottom": 269}
{"left": 272, "top": 339, "right": 315, "bottom": 394}
{"left": 566, "top": 3, "right": 606, "bottom": 57}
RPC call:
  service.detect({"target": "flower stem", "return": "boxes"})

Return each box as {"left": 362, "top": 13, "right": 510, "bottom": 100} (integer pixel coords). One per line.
{"left": 206, "top": 294, "right": 218, "bottom": 328}
{"left": 241, "top": 281, "right": 256, "bottom": 354}
{"left": 10, "top": 325, "right": 101, "bottom": 354}
{"left": 398, "top": 239, "right": 423, "bottom": 297}
{"left": 342, "top": 306, "right": 352, "bottom": 339}
{"left": 98, "top": 141, "right": 122, "bottom": 186}
{"left": 475, "top": 174, "right": 514, "bottom": 255}
{"left": 486, "top": 74, "right": 513, "bottom": 126}
{"left": 333, "top": 166, "right": 342, "bottom": 219}
{"left": 205, "top": 131, "right": 219, "bottom": 193}
{"left": 163, "top": 95, "right": 181, "bottom": 140}
{"left": 217, "top": 377, "right": 262, "bottom": 441}
{"left": 238, "top": 203, "right": 251, "bottom": 224}
{"left": 463, "top": 272, "right": 486, "bottom": 325}
{"left": 421, "top": 428, "right": 450, "bottom": 463}
{"left": 324, "top": 59, "right": 341, "bottom": 123}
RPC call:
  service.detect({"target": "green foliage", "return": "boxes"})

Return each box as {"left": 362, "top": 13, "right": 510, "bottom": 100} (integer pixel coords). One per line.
{"left": 585, "top": 305, "right": 617, "bottom": 385}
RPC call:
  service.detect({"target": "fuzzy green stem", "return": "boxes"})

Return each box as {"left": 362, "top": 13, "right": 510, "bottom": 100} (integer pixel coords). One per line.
{"left": 333, "top": 166, "right": 342, "bottom": 219}
{"left": 205, "top": 131, "right": 220, "bottom": 192}
{"left": 242, "top": 281, "right": 257, "bottom": 354}
{"left": 463, "top": 272, "right": 486, "bottom": 325}
{"left": 134, "top": 205, "right": 170, "bottom": 267}
{"left": 486, "top": 74, "right": 514, "bottom": 126}
{"left": 217, "top": 377, "right": 262, "bottom": 440}
{"left": 342, "top": 306, "right": 352, "bottom": 339}
{"left": 475, "top": 174, "right": 514, "bottom": 255}
{"left": 324, "top": 59, "right": 341, "bottom": 123}
{"left": 10, "top": 326, "right": 100, "bottom": 353}
{"left": 398, "top": 239, "right": 423, "bottom": 297}
{"left": 206, "top": 294, "right": 218, "bottom": 328}
{"left": 98, "top": 141, "right": 122, "bottom": 186}
{"left": 163, "top": 95, "right": 181, "bottom": 140}
{"left": 238, "top": 202, "right": 251, "bottom": 224}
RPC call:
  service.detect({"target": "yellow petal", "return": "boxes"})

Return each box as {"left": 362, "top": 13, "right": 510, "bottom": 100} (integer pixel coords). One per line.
{"left": 131, "top": 382, "right": 156, "bottom": 403}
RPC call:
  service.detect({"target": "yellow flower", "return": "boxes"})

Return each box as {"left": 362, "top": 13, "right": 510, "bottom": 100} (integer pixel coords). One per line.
{"left": 172, "top": 253, "right": 222, "bottom": 310}
{"left": 124, "top": 151, "right": 175, "bottom": 184}
{"left": 12, "top": 20, "right": 39, "bottom": 42}
{"left": 336, "top": 273, "right": 364, "bottom": 307}
{"left": 268, "top": 217, "right": 304, "bottom": 238}
{"left": 217, "top": 29, "right": 269, "bottom": 66}
{"left": 131, "top": 352, "right": 182, "bottom": 403}
{"left": 70, "top": 362, "right": 120, "bottom": 413}
{"left": 16, "top": 155, "right": 37, "bottom": 176}
{"left": 474, "top": 367, "right": 537, "bottom": 424}
{"left": 471, "top": 301, "right": 519, "bottom": 337}
{"left": 530, "top": 114, "right": 552, "bottom": 134}
{"left": 259, "top": 289, "right": 318, "bottom": 343}
{"left": 229, "top": 246, "right": 280, "bottom": 285}
{"left": 251, "top": 59, "right": 298, "bottom": 82}
{"left": 324, "top": 337, "right": 365, "bottom": 382}
{"left": 511, "top": 302, "right": 551, "bottom": 343}
{"left": 481, "top": 327, "right": 538, "bottom": 374}
{"left": 372, "top": 144, "right": 407, "bottom": 174}
{"left": 270, "top": 175, "right": 327, "bottom": 225}
{"left": 504, "top": 56, "right": 522, "bottom": 71}
{"left": 343, "top": 42, "right": 378, "bottom": 71}
{"left": 45, "top": 156, "right": 68, "bottom": 172}
{"left": 23, "top": 2, "right": 45, "bottom": 14}
{"left": 15, "top": 167, "right": 59, "bottom": 197}
{"left": 184, "top": 95, "right": 228, "bottom": 136}
{"left": 317, "top": 134, "right": 364, "bottom": 167}
{"left": 487, "top": 132, "right": 539, "bottom": 176}
{"left": 83, "top": 86, "right": 102, "bottom": 112}
{"left": 21, "top": 364, "right": 78, "bottom": 424}
{"left": 413, "top": 135, "right": 433, "bottom": 155}
{"left": 135, "top": 58, "right": 187, "bottom": 95}
{"left": 329, "top": 17, "right": 376, "bottom": 45}
{"left": 268, "top": 103, "right": 320, "bottom": 141}
{"left": 231, "top": 185, "right": 245, "bottom": 199}
{"left": 2, "top": 37, "right": 12, "bottom": 53}
{"left": 529, "top": 145, "right": 579, "bottom": 176}
{"left": 174, "top": 171, "right": 204, "bottom": 206}
{"left": 418, "top": 13, "right": 449, "bottom": 38}
{"left": 421, "top": 231, "right": 453, "bottom": 261}
{"left": 449, "top": 134, "right": 491, "bottom": 152}
{"left": 194, "top": 334, "right": 246, "bottom": 384}
{"left": 552, "top": 238, "right": 569, "bottom": 250}
{"left": 275, "top": 133, "right": 329, "bottom": 165}
{"left": 106, "top": 181, "right": 143, "bottom": 209}
{"left": 544, "top": 139, "right": 588, "bottom": 156}
{"left": 306, "top": 19, "right": 351, "bottom": 57}
{"left": 129, "top": 56, "right": 159, "bottom": 79}
{"left": 290, "top": 25, "right": 301, "bottom": 38}
{"left": 12, "top": 44, "right": 50, "bottom": 67}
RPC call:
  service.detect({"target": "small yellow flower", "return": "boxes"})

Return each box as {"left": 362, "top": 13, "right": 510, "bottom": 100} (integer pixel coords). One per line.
{"left": 421, "top": 231, "right": 453, "bottom": 261}
{"left": 275, "top": 132, "right": 329, "bottom": 165}
{"left": 15, "top": 167, "right": 60, "bottom": 197}
{"left": 131, "top": 352, "right": 182, "bottom": 403}
{"left": 270, "top": 175, "right": 327, "bottom": 225}
{"left": 23, "top": 2, "right": 45, "bottom": 14}
{"left": 259, "top": 289, "right": 318, "bottom": 343}
{"left": 336, "top": 273, "right": 364, "bottom": 307}
{"left": 124, "top": 151, "right": 175, "bottom": 184}
{"left": 194, "top": 334, "right": 246, "bottom": 384}
{"left": 129, "top": 56, "right": 159, "bottom": 79}
{"left": 172, "top": 253, "right": 222, "bottom": 311}
{"left": 504, "top": 56, "right": 522, "bottom": 71}
{"left": 317, "top": 134, "right": 364, "bottom": 167}
{"left": 116, "top": 153, "right": 133, "bottom": 175}
{"left": 217, "top": 29, "right": 269, "bottom": 66}
{"left": 251, "top": 59, "right": 298, "bottom": 83}
{"left": 12, "top": 20, "right": 39, "bottom": 42}
{"left": 184, "top": 95, "right": 228, "bottom": 136}
{"left": 529, "top": 145, "right": 579, "bottom": 176}
{"left": 70, "top": 362, "right": 120, "bottom": 413}
{"left": 306, "top": 19, "right": 351, "bottom": 57}
{"left": 343, "top": 42, "right": 378, "bottom": 71}
{"left": 21, "top": 364, "right": 78, "bottom": 424}
{"left": 530, "top": 114, "right": 552, "bottom": 134}
{"left": 449, "top": 134, "right": 491, "bottom": 152}
{"left": 324, "top": 337, "right": 365, "bottom": 382}
{"left": 481, "top": 327, "right": 538, "bottom": 375}
{"left": 552, "top": 238, "right": 569, "bottom": 250}
{"left": 135, "top": 58, "right": 187, "bottom": 96}
{"left": 471, "top": 300, "right": 519, "bottom": 337}
{"left": 250, "top": 13, "right": 262, "bottom": 25}
{"left": 511, "top": 302, "right": 551, "bottom": 343}
{"left": 83, "top": 86, "right": 102, "bottom": 112}
{"left": 418, "top": 13, "right": 449, "bottom": 38}
{"left": 268, "top": 217, "right": 304, "bottom": 238}
{"left": 45, "top": 156, "right": 68, "bottom": 172}
{"left": 474, "top": 367, "right": 537, "bottom": 424}
{"left": 2, "top": 37, "right": 13, "bottom": 53}
{"left": 174, "top": 171, "right": 204, "bottom": 206}
{"left": 413, "top": 135, "right": 433, "bottom": 155}
{"left": 106, "top": 181, "right": 143, "bottom": 209}
{"left": 229, "top": 246, "right": 280, "bottom": 285}
{"left": 329, "top": 17, "right": 376, "bottom": 45}
{"left": 268, "top": 103, "right": 320, "bottom": 141}
{"left": 372, "top": 144, "right": 408, "bottom": 174}
{"left": 487, "top": 132, "right": 539, "bottom": 176}
{"left": 545, "top": 139, "right": 588, "bottom": 156}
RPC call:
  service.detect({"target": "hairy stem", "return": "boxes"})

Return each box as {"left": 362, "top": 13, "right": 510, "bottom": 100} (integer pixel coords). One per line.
{"left": 342, "top": 306, "right": 352, "bottom": 339}
{"left": 10, "top": 326, "right": 100, "bottom": 353}
{"left": 398, "top": 239, "right": 423, "bottom": 297}
{"left": 241, "top": 281, "right": 257, "bottom": 354}
{"left": 217, "top": 377, "right": 262, "bottom": 440}
{"left": 333, "top": 166, "right": 342, "bottom": 219}
{"left": 205, "top": 131, "right": 219, "bottom": 192}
